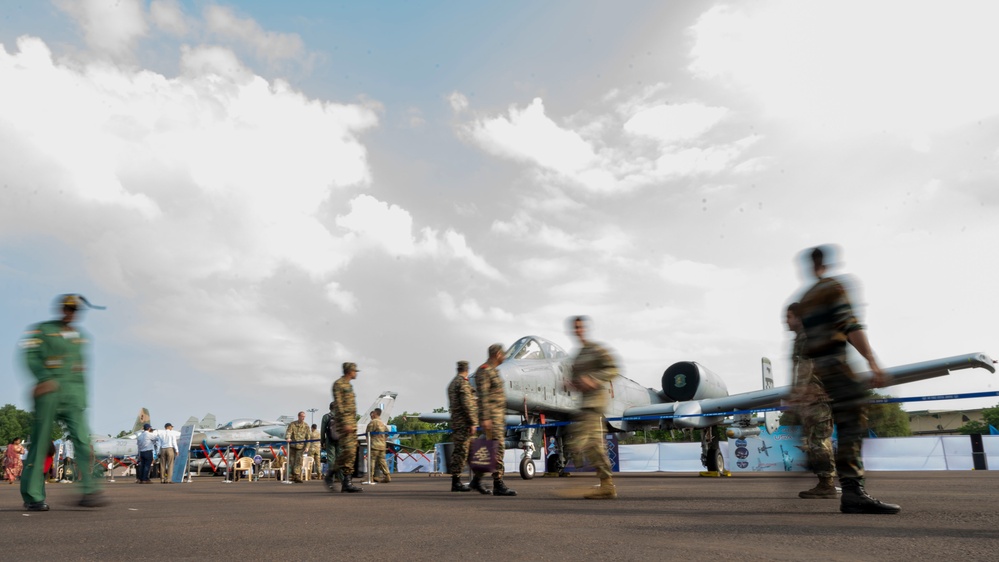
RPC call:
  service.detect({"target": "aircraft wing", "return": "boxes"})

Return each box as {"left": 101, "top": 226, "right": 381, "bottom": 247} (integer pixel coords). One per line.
{"left": 623, "top": 351, "right": 995, "bottom": 430}
{"left": 624, "top": 386, "right": 791, "bottom": 430}
{"left": 416, "top": 412, "right": 451, "bottom": 423}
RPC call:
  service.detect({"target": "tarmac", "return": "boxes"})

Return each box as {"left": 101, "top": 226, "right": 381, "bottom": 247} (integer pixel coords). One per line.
{"left": 3, "top": 471, "right": 999, "bottom": 561}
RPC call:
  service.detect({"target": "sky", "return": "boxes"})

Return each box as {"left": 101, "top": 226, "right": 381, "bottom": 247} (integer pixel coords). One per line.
{"left": 1, "top": 0, "right": 997, "bottom": 436}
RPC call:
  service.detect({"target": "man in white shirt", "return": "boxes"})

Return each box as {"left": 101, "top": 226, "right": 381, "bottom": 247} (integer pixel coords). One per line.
{"left": 155, "top": 423, "right": 181, "bottom": 483}
{"left": 136, "top": 424, "right": 158, "bottom": 484}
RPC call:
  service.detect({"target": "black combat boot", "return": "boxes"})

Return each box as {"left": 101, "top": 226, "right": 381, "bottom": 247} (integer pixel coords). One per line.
{"left": 79, "top": 492, "right": 110, "bottom": 508}
{"left": 323, "top": 469, "right": 337, "bottom": 491}
{"left": 341, "top": 473, "right": 363, "bottom": 493}
{"left": 492, "top": 478, "right": 517, "bottom": 497}
{"left": 451, "top": 474, "right": 471, "bottom": 492}
{"left": 469, "top": 474, "right": 491, "bottom": 495}
{"left": 840, "top": 482, "right": 900, "bottom": 514}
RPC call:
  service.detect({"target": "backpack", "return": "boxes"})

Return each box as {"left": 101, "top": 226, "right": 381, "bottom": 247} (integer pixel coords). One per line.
{"left": 326, "top": 413, "right": 340, "bottom": 443}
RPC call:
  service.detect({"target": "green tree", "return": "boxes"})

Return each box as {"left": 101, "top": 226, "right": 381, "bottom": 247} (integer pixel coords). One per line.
{"left": 0, "top": 403, "right": 65, "bottom": 445}
{"left": 868, "top": 397, "right": 911, "bottom": 437}
{"left": 0, "top": 404, "right": 32, "bottom": 445}
{"left": 388, "top": 408, "right": 449, "bottom": 451}
{"left": 958, "top": 403, "right": 999, "bottom": 435}
{"left": 619, "top": 427, "right": 701, "bottom": 444}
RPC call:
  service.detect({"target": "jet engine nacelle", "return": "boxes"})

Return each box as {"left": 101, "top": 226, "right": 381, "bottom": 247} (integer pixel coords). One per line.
{"left": 660, "top": 362, "right": 730, "bottom": 402}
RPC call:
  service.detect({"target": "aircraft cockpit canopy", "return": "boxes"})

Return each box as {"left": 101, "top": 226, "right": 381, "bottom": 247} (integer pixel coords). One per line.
{"left": 506, "top": 336, "right": 568, "bottom": 361}
{"left": 218, "top": 418, "right": 275, "bottom": 430}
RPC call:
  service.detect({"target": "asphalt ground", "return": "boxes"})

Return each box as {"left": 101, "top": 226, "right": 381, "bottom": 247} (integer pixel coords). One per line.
{"left": 3, "top": 471, "right": 998, "bottom": 561}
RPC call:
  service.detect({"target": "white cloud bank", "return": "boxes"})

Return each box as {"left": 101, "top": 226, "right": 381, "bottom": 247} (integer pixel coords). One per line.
{"left": 0, "top": 19, "right": 500, "bottom": 385}
{"left": 459, "top": 93, "right": 760, "bottom": 194}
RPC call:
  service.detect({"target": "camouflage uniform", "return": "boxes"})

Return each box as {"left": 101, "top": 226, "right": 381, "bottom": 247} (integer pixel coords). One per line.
{"left": 570, "top": 341, "right": 619, "bottom": 480}
{"left": 799, "top": 276, "right": 868, "bottom": 487}
{"left": 791, "top": 332, "right": 835, "bottom": 480}
{"left": 447, "top": 371, "right": 478, "bottom": 476}
{"left": 19, "top": 315, "right": 102, "bottom": 507}
{"left": 308, "top": 428, "right": 321, "bottom": 477}
{"left": 332, "top": 376, "right": 358, "bottom": 477}
{"left": 284, "top": 420, "right": 310, "bottom": 482}
{"left": 474, "top": 363, "right": 506, "bottom": 480}
{"left": 367, "top": 418, "right": 390, "bottom": 481}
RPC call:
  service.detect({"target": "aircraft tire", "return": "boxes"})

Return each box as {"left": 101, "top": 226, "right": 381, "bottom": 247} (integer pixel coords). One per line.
{"left": 519, "top": 458, "right": 535, "bottom": 480}
{"left": 706, "top": 446, "right": 725, "bottom": 473}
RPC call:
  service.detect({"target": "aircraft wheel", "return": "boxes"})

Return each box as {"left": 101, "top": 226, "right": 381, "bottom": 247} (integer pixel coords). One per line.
{"left": 706, "top": 446, "right": 725, "bottom": 473}
{"left": 519, "top": 457, "right": 535, "bottom": 480}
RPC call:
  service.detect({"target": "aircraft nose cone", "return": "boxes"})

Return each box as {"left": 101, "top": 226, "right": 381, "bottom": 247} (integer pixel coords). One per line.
{"left": 263, "top": 427, "right": 286, "bottom": 438}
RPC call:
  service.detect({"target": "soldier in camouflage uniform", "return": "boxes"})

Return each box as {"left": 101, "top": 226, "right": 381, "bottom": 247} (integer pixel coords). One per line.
{"left": 798, "top": 246, "right": 899, "bottom": 514}
{"left": 321, "top": 401, "right": 340, "bottom": 490}
{"left": 786, "top": 302, "right": 837, "bottom": 499}
{"left": 309, "top": 424, "right": 322, "bottom": 478}
{"left": 472, "top": 344, "right": 517, "bottom": 496}
{"left": 447, "top": 360, "right": 477, "bottom": 492}
{"left": 285, "top": 411, "right": 310, "bottom": 483}
{"left": 332, "top": 362, "right": 363, "bottom": 493}
{"left": 367, "top": 408, "right": 391, "bottom": 483}
{"left": 568, "top": 316, "right": 620, "bottom": 499}
{"left": 19, "top": 294, "right": 109, "bottom": 511}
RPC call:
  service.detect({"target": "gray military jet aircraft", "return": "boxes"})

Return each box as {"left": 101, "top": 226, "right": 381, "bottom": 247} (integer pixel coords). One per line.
{"left": 420, "top": 335, "right": 995, "bottom": 478}
{"left": 91, "top": 407, "right": 151, "bottom": 459}
{"left": 195, "top": 416, "right": 297, "bottom": 448}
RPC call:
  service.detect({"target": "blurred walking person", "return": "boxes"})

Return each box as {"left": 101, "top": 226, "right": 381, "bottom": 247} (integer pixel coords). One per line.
{"left": 567, "top": 316, "right": 620, "bottom": 499}
{"left": 18, "top": 294, "right": 108, "bottom": 510}
{"left": 797, "top": 246, "right": 899, "bottom": 514}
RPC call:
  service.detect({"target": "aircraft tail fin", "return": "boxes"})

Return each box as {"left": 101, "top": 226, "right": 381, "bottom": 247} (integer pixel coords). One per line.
{"left": 357, "top": 391, "right": 399, "bottom": 434}
{"left": 131, "top": 408, "right": 151, "bottom": 434}
{"left": 183, "top": 416, "right": 199, "bottom": 428}
{"left": 200, "top": 413, "right": 217, "bottom": 429}
{"left": 761, "top": 358, "right": 779, "bottom": 434}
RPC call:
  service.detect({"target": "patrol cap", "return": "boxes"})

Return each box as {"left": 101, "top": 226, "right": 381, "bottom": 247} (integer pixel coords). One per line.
{"left": 457, "top": 360, "right": 469, "bottom": 371}
{"left": 343, "top": 362, "right": 360, "bottom": 374}
{"left": 142, "top": 423, "right": 152, "bottom": 430}
{"left": 55, "top": 294, "right": 107, "bottom": 311}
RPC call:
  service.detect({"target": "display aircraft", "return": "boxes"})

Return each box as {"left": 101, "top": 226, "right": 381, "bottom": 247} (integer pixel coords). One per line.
{"left": 419, "top": 335, "right": 996, "bottom": 479}
{"left": 194, "top": 416, "right": 297, "bottom": 448}
{"left": 187, "top": 391, "right": 399, "bottom": 476}
{"left": 91, "top": 407, "right": 151, "bottom": 459}
{"left": 261, "top": 390, "right": 400, "bottom": 441}
{"left": 182, "top": 413, "right": 217, "bottom": 431}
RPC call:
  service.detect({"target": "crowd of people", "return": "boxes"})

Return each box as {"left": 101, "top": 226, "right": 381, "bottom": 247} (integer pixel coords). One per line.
{"left": 10, "top": 245, "right": 902, "bottom": 515}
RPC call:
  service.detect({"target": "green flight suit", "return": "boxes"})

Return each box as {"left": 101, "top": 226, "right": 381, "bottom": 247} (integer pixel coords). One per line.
{"left": 20, "top": 319, "right": 101, "bottom": 504}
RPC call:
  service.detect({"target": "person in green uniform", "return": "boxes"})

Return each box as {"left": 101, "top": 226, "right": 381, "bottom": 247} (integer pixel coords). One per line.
{"left": 284, "top": 411, "right": 310, "bottom": 483}
{"left": 472, "top": 344, "right": 517, "bottom": 497}
{"left": 798, "top": 246, "right": 899, "bottom": 514}
{"left": 786, "top": 302, "right": 837, "bottom": 499}
{"left": 567, "top": 316, "right": 620, "bottom": 499}
{"left": 367, "top": 408, "right": 390, "bottom": 483}
{"left": 447, "top": 360, "right": 477, "bottom": 492}
{"left": 332, "top": 362, "right": 362, "bottom": 493}
{"left": 19, "top": 294, "right": 108, "bottom": 511}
